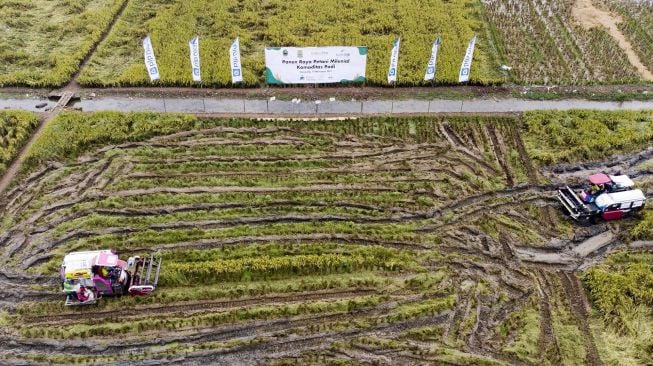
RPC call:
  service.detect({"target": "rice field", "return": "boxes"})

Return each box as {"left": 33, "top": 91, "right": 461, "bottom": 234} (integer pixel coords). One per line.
{"left": 0, "top": 111, "right": 651, "bottom": 364}
{"left": 0, "top": 110, "right": 39, "bottom": 177}
{"left": 482, "top": 0, "right": 645, "bottom": 84}
{"left": 1, "top": 0, "right": 651, "bottom": 87}
{"left": 78, "top": 0, "right": 504, "bottom": 87}
{"left": 0, "top": 0, "right": 127, "bottom": 87}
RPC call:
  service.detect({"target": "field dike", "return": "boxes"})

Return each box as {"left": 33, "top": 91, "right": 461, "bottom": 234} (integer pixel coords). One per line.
{"left": 0, "top": 115, "right": 650, "bottom": 365}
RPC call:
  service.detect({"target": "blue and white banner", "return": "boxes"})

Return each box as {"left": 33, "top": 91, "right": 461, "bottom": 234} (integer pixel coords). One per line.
{"left": 230, "top": 37, "right": 243, "bottom": 83}
{"left": 143, "top": 36, "right": 160, "bottom": 81}
{"left": 387, "top": 37, "right": 400, "bottom": 83}
{"left": 189, "top": 36, "right": 201, "bottom": 82}
{"left": 424, "top": 37, "right": 440, "bottom": 81}
{"left": 458, "top": 36, "right": 476, "bottom": 83}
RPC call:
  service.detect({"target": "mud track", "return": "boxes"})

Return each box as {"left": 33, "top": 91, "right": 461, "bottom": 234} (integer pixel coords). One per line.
{"left": 558, "top": 271, "right": 603, "bottom": 366}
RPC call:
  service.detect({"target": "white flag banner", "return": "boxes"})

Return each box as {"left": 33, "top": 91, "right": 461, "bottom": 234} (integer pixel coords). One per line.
{"left": 230, "top": 37, "right": 243, "bottom": 83}
{"left": 189, "top": 36, "right": 201, "bottom": 82}
{"left": 387, "top": 37, "right": 400, "bottom": 83}
{"left": 424, "top": 37, "right": 441, "bottom": 81}
{"left": 458, "top": 36, "right": 476, "bottom": 83}
{"left": 142, "top": 36, "right": 160, "bottom": 81}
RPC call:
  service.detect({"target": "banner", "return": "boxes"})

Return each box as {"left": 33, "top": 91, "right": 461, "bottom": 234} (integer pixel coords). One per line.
{"left": 265, "top": 46, "right": 367, "bottom": 84}
{"left": 230, "top": 37, "right": 243, "bottom": 83}
{"left": 189, "top": 36, "right": 201, "bottom": 82}
{"left": 143, "top": 36, "right": 160, "bottom": 81}
{"left": 424, "top": 37, "right": 441, "bottom": 81}
{"left": 387, "top": 37, "right": 401, "bottom": 83}
{"left": 458, "top": 36, "right": 477, "bottom": 83}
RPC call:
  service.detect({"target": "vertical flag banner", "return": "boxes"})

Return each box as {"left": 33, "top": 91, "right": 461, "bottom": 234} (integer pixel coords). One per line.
{"left": 143, "top": 36, "right": 160, "bottom": 81}
{"left": 230, "top": 37, "right": 243, "bottom": 84}
{"left": 458, "top": 36, "right": 477, "bottom": 83}
{"left": 424, "top": 37, "right": 441, "bottom": 81}
{"left": 189, "top": 36, "right": 201, "bottom": 82}
{"left": 387, "top": 37, "right": 401, "bottom": 83}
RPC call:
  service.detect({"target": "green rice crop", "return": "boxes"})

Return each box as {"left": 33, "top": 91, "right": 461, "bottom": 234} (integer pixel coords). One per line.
{"left": 78, "top": 0, "right": 504, "bottom": 86}
{"left": 0, "top": 110, "right": 39, "bottom": 177}
{"left": 0, "top": 0, "right": 127, "bottom": 87}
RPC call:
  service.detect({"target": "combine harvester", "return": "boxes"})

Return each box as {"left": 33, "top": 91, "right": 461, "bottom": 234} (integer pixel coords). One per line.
{"left": 558, "top": 173, "right": 646, "bottom": 223}
{"left": 60, "top": 250, "right": 161, "bottom": 306}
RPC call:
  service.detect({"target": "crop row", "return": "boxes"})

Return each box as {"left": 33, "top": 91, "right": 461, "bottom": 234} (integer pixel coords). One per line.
{"left": 21, "top": 295, "right": 384, "bottom": 339}
{"left": 23, "top": 112, "right": 516, "bottom": 172}
{"left": 24, "top": 190, "right": 434, "bottom": 230}
{"left": 482, "top": 0, "right": 641, "bottom": 84}
{"left": 18, "top": 272, "right": 392, "bottom": 316}
{"left": 162, "top": 252, "right": 407, "bottom": 285}
{"left": 596, "top": 0, "right": 653, "bottom": 75}
{"left": 522, "top": 109, "right": 653, "bottom": 165}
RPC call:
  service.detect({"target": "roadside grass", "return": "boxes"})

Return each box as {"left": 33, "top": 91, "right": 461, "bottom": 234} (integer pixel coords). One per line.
{"left": 0, "top": 0, "right": 127, "bottom": 87}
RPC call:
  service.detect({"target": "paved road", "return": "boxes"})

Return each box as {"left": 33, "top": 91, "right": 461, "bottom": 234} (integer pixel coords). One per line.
{"left": 2, "top": 96, "right": 653, "bottom": 114}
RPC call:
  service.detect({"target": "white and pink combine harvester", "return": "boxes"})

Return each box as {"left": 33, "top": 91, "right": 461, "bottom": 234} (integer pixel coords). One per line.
{"left": 60, "top": 250, "right": 161, "bottom": 306}
{"left": 557, "top": 173, "right": 646, "bottom": 224}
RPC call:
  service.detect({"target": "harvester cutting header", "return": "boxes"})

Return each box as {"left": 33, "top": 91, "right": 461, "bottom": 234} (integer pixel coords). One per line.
{"left": 60, "top": 250, "right": 161, "bottom": 306}
{"left": 557, "top": 173, "right": 646, "bottom": 223}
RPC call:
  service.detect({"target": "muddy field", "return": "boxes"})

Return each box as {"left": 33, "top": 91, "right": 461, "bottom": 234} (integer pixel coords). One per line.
{"left": 0, "top": 114, "right": 651, "bottom": 365}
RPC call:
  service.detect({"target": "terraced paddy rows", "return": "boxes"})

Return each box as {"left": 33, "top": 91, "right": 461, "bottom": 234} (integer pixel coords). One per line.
{"left": 0, "top": 113, "right": 652, "bottom": 365}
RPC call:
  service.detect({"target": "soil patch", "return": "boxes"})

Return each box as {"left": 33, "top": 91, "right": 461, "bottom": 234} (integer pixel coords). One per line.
{"left": 572, "top": 0, "right": 653, "bottom": 81}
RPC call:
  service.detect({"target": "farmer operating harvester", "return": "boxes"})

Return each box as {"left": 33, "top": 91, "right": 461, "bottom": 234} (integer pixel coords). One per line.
{"left": 60, "top": 250, "right": 161, "bottom": 306}
{"left": 557, "top": 173, "right": 646, "bottom": 224}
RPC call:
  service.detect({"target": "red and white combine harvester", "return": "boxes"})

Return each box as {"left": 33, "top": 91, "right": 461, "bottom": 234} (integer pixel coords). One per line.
{"left": 557, "top": 173, "right": 646, "bottom": 223}
{"left": 60, "top": 250, "right": 161, "bottom": 306}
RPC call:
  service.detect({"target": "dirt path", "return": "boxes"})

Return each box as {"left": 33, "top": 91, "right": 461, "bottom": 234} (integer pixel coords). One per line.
{"left": 0, "top": 92, "right": 74, "bottom": 196}
{"left": 572, "top": 0, "right": 653, "bottom": 81}
{"left": 59, "top": 0, "right": 131, "bottom": 93}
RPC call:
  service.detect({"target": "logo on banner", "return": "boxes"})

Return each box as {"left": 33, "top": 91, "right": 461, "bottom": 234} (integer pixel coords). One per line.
{"left": 189, "top": 36, "right": 201, "bottom": 81}
{"left": 230, "top": 37, "right": 243, "bottom": 83}
{"left": 387, "top": 37, "right": 401, "bottom": 83}
{"left": 458, "top": 36, "right": 476, "bottom": 83}
{"left": 142, "top": 35, "right": 160, "bottom": 81}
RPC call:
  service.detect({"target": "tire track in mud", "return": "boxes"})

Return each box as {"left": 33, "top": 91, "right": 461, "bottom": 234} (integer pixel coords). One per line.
{"left": 162, "top": 311, "right": 454, "bottom": 366}
{"left": 27, "top": 200, "right": 419, "bottom": 236}
{"left": 8, "top": 295, "right": 423, "bottom": 356}
{"left": 486, "top": 125, "right": 515, "bottom": 187}
{"left": 535, "top": 271, "right": 562, "bottom": 364}
{"left": 558, "top": 271, "right": 603, "bottom": 366}
{"left": 23, "top": 288, "right": 380, "bottom": 325}
{"left": 437, "top": 123, "right": 501, "bottom": 175}
{"left": 511, "top": 126, "right": 539, "bottom": 185}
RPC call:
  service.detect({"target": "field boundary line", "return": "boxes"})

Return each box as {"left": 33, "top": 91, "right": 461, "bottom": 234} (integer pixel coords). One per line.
{"left": 0, "top": 92, "right": 74, "bottom": 195}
